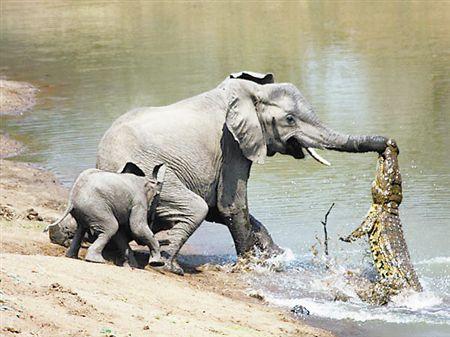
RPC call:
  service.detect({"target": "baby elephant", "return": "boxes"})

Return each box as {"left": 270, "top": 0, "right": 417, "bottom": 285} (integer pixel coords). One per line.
{"left": 44, "top": 162, "right": 166, "bottom": 267}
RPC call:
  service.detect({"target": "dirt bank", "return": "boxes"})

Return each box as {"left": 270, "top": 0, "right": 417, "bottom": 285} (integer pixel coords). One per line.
{"left": 1, "top": 79, "right": 37, "bottom": 163}
{"left": 0, "top": 159, "right": 67, "bottom": 222}
{"left": 0, "top": 79, "right": 38, "bottom": 115}
{"left": 0, "top": 159, "right": 335, "bottom": 337}
{"left": 0, "top": 132, "right": 26, "bottom": 159}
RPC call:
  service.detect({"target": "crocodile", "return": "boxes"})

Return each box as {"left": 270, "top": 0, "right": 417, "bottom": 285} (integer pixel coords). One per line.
{"left": 340, "top": 139, "right": 422, "bottom": 305}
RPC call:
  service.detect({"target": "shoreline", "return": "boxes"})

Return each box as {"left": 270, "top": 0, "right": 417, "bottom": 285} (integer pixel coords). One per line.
{"left": 0, "top": 132, "right": 26, "bottom": 159}
{"left": 0, "top": 158, "right": 335, "bottom": 337}
{"left": 1, "top": 79, "right": 36, "bottom": 159}
{"left": 0, "top": 79, "right": 38, "bottom": 116}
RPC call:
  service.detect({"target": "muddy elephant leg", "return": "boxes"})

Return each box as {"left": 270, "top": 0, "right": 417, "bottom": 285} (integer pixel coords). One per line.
{"left": 65, "top": 221, "right": 86, "bottom": 259}
{"left": 248, "top": 214, "right": 282, "bottom": 254}
{"left": 85, "top": 217, "right": 119, "bottom": 264}
{"left": 129, "top": 205, "right": 164, "bottom": 267}
{"left": 220, "top": 212, "right": 280, "bottom": 256}
{"left": 156, "top": 172, "right": 209, "bottom": 275}
{"left": 221, "top": 212, "right": 250, "bottom": 255}
{"left": 217, "top": 153, "right": 279, "bottom": 256}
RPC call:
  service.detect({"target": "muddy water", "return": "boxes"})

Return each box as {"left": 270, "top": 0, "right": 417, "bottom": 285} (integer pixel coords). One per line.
{"left": 2, "top": 2, "right": 449, "bottom": 336}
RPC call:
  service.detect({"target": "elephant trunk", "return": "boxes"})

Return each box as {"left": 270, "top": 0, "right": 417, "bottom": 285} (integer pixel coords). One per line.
{"left": 319, "top": 125, "right": 388, "bottom": 154}
{"left": 288, "top": 124, "right": 388, "bottom": 165}
{"left": 325, "top": 131, "right": 388, "bottom": 153}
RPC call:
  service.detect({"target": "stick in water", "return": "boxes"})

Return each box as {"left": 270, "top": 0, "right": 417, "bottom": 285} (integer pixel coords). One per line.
{"left": 321, "top": 203, "right": 335, "bottom": 257}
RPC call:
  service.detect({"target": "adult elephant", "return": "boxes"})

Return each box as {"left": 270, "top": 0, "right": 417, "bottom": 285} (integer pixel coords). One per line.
{"left": 97, "top": 71, "right": 387, "bottom": 274}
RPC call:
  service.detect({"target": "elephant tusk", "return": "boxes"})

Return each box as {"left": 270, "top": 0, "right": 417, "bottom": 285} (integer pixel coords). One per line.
{"left": 306, "top": 148, "right": 331, "bottom": 166}
{"left": 43, "top": 223, "right": 57, "bottom": 233}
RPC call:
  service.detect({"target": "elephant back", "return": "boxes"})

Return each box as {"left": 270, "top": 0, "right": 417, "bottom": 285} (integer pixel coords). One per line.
{"left": 96, "top": 98, "right": 225, "bottom": 203}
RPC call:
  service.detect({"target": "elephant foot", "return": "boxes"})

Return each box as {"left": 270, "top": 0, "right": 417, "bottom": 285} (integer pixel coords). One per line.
{"left": 161, "top": 260, "right": 184, "bottom": 275}
{"left": 247, "top": 214, "right": 283, "bottom": 256}
{"left": 65, "top": 251, "right": 79, "bottom": 259}
{"left": 159, "top": 252, "right": 184, "bottom": 275}
{"left": 148, "top": 258, "right": 165, "bottom": 268}
{"left": 85, "top": 251, "right": 106, "bottom": 264}
{"left": 148, "top": 251, "right": 165, "bottom": 267}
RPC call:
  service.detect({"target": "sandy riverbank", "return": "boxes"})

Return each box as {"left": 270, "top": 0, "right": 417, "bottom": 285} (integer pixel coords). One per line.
{"left": 0, "top": 159, "right": 335, "bottom": 337}
{"left": 1, "top": 79, "right": 37, "bottom": 159}
{"left": 0, "top": 79, "right": 38, "bottom": 116}
{"left": 0, "top": 132, "right": 26, "bottom": 159}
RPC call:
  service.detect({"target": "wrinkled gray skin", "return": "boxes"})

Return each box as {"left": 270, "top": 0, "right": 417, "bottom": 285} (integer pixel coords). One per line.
{"left": 45, "top": 162, "right": 165, "bottom": 267}
{"left": 95, "top": 72, "right": 388, "bottom": 275}
{"left": 48, "top": 216, "right": 78, "bottom": 248}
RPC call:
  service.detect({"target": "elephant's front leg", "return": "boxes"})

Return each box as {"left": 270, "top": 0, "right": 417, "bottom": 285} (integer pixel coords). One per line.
{"left": 219, "top": 211, "right": 280, "bottom": 255}
{"left": 217, "top": 160, "right": 252, "bottom": 255}
{"left": 217, "top": 177, "right": 283, "bottom": 255}
{"left": 222, "top": 208, "right": 252, "bottom": 255}
{"left": 248, "top": 214, "right": 282, "bottom": 254}
{"left": 128, "top": 205, "right": 164, "bottom": 267}
{"left": 217, "top": 159, "right": 279, "bottom": 256}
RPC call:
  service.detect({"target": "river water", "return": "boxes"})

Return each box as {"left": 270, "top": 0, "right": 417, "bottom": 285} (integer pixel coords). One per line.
{"left": 2, "top": 2, "right": 449, "bottom": 336}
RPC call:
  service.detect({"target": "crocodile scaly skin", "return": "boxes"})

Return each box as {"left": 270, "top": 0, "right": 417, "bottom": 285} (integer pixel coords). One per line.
{"left": 342, "top": 139, "right": 422, "bottom": 305}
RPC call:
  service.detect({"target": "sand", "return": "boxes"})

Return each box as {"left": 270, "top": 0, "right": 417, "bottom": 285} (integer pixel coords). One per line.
{"left": 0, "top": 79, "right": 38, "bottom": 116}
{"left": 0, "top": 133, "right": 26, "bottom": 159}
{"left": 0, "top": 159, "right": 335, "bottom": 337}
{"left": 1, "top": 79, "right": 37, "bottom": 160}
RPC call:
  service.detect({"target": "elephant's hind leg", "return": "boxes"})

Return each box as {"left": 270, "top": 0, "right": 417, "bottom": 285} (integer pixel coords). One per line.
{"left": 85, "top": 217, "right": 119, "bottom": 264}
{"left": 156, "top": 173, "right": 208, "bottom": 275}
{"left": 65, "top": 219, "right": 86, "bottom": 259}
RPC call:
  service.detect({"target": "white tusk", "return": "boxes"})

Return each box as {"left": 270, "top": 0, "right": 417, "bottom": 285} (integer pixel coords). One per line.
{"left": 43, "top": 223, "right": 58, "bottom": 233}
{"left": 306, "top": 148, "right": 331, "bottom": 166}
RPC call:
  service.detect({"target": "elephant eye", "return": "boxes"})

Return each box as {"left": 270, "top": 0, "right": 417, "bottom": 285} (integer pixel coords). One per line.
{"left": 286, "top": 114, "right": 295, "bottom": 125}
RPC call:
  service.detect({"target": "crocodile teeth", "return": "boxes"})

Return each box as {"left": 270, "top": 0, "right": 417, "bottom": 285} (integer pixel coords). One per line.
{"left": 306, "top": 148, "right": 331, "bottom": 166}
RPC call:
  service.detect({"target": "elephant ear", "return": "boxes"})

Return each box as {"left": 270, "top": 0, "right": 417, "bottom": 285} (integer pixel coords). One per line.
{"left": 229, "top": 71, "right": 274, "bottom": 85}
{"left": 119, "top": 162, "right": 146, "bottom": 177}
{"left": 226, "top": 93, "right": 267, "bottom": 164}
{"left": 152, "top": 163, "right": 167, "bottom": 184}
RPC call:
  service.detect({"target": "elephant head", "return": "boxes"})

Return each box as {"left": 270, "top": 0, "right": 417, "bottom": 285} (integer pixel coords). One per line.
{"left": 222, "top": 72, "right": 388, "bottom": 165}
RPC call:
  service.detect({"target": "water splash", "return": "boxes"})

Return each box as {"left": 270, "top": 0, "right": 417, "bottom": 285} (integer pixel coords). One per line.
{"left": 390, "top": 289, "right": 443, "bottom": 310}
{"left": 239, "top": 253, "right": 450, "bottom": 326}
{"left": 230, "top": 247, "right": 296, "bottom": 273}
{"left": 416, "top": 256, "right": 450, "bottom": 266}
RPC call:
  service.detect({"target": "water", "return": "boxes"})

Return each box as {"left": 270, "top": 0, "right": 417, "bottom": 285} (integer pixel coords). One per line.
{"left": 2, "top": 2, "right": 449, "bottom": 336}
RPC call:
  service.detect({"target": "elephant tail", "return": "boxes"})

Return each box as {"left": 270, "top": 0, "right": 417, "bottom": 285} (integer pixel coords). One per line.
{"left": 43, "top": 203, "right": 73, "bottom": 233}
